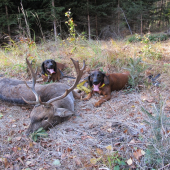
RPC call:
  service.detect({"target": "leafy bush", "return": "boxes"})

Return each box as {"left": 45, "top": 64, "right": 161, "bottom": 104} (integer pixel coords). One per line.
{"left": 127, "top": 34, "right": 142, "bottom": 43}
{"left": 127, "top": 33, "right": 168, "bottom": 43}
{"left": 148, "top": 33, "right": 168, "bottom": 42}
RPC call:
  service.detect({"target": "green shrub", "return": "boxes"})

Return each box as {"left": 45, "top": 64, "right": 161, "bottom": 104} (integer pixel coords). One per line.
{"left": 127, "top": 34, "right": 142, "bottom": 43}
{"left": 126, "top": 57, "right": 147, "bottom": 90}
{"left": 142, "top": 97, "right": 170, "bottom": 169}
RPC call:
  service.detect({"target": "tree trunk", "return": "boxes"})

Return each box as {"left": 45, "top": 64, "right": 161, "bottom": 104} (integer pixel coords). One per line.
{"left": 95, "top": 0, "right": 98, "bottom": 37}
{"left": 117, "top": 0, "right": 120, "bottom": 35}
{"left": 20, "top": 2, "right": 31, "bottom": 40}
{"left": 5, "top": 5, "right": 10, "bottom": 37}
{"left": 141, "top": 14, "right": 143, "bottom": 35}
{"left": 87, "top": 0, "right": 91, "bottom": 40}
{"left": 52, "top": 0, "right": 57, "bottom": 42}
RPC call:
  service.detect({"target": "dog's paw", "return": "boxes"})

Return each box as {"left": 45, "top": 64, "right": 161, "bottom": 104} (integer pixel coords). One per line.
{"left": 94, "top": 102, "right": 101, "bottom": 107}
{"left": 82, "top": 97, "right": 89, "bottom": 101}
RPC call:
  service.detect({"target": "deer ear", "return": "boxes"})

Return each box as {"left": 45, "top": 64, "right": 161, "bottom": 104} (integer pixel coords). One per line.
{"left": 103, "top": 73, "right": 109, "bottom": 85}
{"left": 54, "top": 108, "right": 74, "bottom": 117}
{"left": 87, "top": 75, "right": 93, "bottom": 87}
{"left": 41, "top": 62, "right": 45, "bottom": 75}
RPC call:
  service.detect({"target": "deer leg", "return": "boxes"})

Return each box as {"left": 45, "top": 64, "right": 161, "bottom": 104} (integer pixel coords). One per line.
{"left": 72, "top": 90, "right": 85, "bottom": 99}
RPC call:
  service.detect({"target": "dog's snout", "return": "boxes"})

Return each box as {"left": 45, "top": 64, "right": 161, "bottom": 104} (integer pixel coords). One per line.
{"left": 93, "top": 79, "right": 100, "bottom": 85}
{"left": 48, "top": 62, "right": 54, "bottom": 68}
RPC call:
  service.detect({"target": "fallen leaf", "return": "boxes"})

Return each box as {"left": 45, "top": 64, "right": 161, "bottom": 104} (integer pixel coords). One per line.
{"left": 90, "top": 158, "right": 97, "bottom": 165}
{"left": 67, "top": 147, "right": 72, "bottom": 152}
{"left": 146, "top": 99, "right": 154, "bottom": 103}
{"left": 18, "top": 147, "right": 22, "bottom": 150}
{"left": 12, "top": 147, "right": 17, "bottom": 152}
{"left": 0, "top": 113, "right": 3, "bottom": 119}
{"left": 129, "top": 139, "right": 136, "bottom": 144}
{"left": 129, "top": 113, "right": 134, "bottom": 117}
{"left": 52, "top": 159, "right": 61, "bottom": 166}
{"left": 140, "top": 128, "right": 144, "bottom": 133}
{"left": 106, "top": 145, "right": 112, "bottom": 151}
{"left": 81, "top": 135, "right": 93, "bottom": 140}
{"left": 141, "top": 150, "right": 145, "bottom": 155}
{"left": 26, "top": 161, "right": 32, "bottom": 166}
{"left": 0, "top": 158, "right": 9, "bottom": 168}
{"left": 123, "top": 129, "right": 128, "bottom": 133}
{"left": 96, "top": 148, "right": 103, "bottom": 155}
{"left": 107, "top": 128, "right": 112, "bottom": 133}
{"left": 16, "top": 136, "right": 22, "bottom": 141}
{"left": 126, "top": 158, "right": 133, "bottom": 165}
{"left": 133, "top": 149, "right": 145, "bottom": 160}
{"left": 29, "top": 142, "right": 33, "bottom": 148}
{"left": 17, "top": 157, "right": 24, "bottom": 165}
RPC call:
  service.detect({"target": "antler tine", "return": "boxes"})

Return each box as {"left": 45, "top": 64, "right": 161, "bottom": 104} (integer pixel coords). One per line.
{"left": 22, "top": 58, "right": 41, "bottom": 105}
{"left": 45, "top": 58, "right": 86, "bottom": 105}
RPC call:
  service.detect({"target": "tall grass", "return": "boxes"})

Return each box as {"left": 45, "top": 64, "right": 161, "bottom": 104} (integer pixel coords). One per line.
{"left": 0, "top": 37, "right": 170, "bottom": 78}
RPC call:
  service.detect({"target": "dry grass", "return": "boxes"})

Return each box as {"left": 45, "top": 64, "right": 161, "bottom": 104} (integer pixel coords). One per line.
{"left": 0, "top": 38, "right": 170, "bottom": 169}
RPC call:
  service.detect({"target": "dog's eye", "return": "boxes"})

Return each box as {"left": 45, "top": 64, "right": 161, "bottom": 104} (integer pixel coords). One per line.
{"left": 91, "top": 74, "right": 94, "bottom": 77}
{"left": 97, "top": 74, "right": 100, "bottom": 77}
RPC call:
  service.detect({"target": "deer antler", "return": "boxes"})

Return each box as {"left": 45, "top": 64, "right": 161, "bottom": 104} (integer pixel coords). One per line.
{"left": 23, "top": 58, "right": 86, "bottom": 106}
{"left": 22, "top": 58, "right": 42, "bottom": 105}
{"left": 44, "top": 58, "right": 86, "bottom": 105}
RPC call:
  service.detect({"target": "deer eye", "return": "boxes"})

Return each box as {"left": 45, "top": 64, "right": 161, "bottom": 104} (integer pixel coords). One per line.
{"left": 44, "top": 117, "right": 48, "bottom": 120}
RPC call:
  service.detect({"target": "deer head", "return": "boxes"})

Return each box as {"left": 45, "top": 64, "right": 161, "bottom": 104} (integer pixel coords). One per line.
{"left": 24, "top": 58, "right": 85, "bottom": 136}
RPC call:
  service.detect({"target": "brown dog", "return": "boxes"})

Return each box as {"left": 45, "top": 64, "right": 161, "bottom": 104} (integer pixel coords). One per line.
{"left": 83, "top": 70, "right": 130, "bottom": 107}
{"left": 41, "top": 59, "right": 66, "bottom": 82}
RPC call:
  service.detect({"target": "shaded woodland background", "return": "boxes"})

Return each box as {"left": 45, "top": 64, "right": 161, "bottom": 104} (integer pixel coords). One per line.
{"left": 1, "top": 0, "right": 170, "bottom": 42}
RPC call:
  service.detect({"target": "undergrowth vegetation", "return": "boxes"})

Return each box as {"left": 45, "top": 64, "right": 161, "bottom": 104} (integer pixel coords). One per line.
{"left": 142, "top": 95, "right": 170, "bottom": 169}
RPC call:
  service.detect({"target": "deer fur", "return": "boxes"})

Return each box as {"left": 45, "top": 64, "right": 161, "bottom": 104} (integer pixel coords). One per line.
{"left": 0, "top": 58, "right": 85, "bottom": 136}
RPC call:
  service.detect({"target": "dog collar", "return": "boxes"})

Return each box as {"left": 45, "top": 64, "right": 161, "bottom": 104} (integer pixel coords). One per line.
{"left": 44, "top": 73, "right": 48, "bottom": 76}
{"left": 100, "top": 83, "right": 105, "bottom": 88}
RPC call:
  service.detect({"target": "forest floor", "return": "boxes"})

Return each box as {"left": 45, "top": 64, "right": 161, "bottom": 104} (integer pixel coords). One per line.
{"left": 0, "top": 38, "right": 170, "bottom": 169}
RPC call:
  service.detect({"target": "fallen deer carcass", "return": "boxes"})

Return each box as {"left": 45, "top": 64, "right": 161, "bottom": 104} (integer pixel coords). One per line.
{"left": 0, "top": 58, "right": 85, "bottom": 135}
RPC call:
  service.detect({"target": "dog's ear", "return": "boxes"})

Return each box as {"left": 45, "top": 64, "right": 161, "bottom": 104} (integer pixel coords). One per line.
{"left": 102, "top": 73, "right": 109, "bottom": 85}
{"left": 53, "top": 61, "right": 57, "bottom": 72}
{"left": 41, "top": 62, "right": 46, "bottom": 75}
{"left": 87, "top": 75, "right": 93, "bottom": 87}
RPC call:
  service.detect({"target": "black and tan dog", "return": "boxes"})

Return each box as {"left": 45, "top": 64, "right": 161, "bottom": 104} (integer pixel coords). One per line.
{"left": 41, "top": 59, "right": 76, "bottom": 82}
{"left": 41, "top": 59, "right": 63, "bottom": 82}
{"left": 83, "top": 70, "right": 130, "bottom": 107}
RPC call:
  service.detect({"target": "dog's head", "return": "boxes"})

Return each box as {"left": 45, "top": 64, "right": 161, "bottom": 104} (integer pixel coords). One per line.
{"left": 87, "top": 71, "right": 109, "bottom": 91}
{"left": 41, "top": 59, "right": 57, "bottom": 75}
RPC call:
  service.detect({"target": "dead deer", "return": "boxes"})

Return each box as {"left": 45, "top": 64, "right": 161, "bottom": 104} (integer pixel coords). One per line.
{"left": 0, "top": 58, "right": 85, "bottom": 136}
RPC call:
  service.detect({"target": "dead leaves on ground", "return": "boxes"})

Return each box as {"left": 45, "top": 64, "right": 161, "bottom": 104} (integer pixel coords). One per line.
{"left": 133, "top": 149, "right": 145, "bottom": 160}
